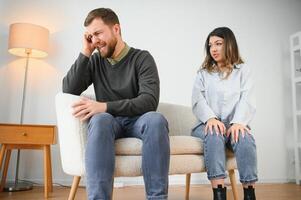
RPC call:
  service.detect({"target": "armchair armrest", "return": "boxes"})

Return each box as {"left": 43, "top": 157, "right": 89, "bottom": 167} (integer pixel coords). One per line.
{"left": 55, "top": 92, "right": 87, "bottom": 176}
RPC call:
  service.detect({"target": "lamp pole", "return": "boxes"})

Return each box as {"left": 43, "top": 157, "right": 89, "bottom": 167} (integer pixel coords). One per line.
{"left": 20, "top": 49, "right": 31, "bottom": 125}
{"left": 4, "top": 49, "right": 33, "bottom": 191}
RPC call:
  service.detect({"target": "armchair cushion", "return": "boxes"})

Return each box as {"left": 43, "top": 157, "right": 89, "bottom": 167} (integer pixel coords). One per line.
{"left": 115, "top": 136, "right": 203, "bottom": 155}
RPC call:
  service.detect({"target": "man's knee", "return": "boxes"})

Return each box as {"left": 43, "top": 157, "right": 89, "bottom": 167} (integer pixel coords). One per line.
{"left": 88, "top": 113, "right": 116, "bottom": 140}
{"left": 142, "top": 111, "right": 168, "bottom": 128}
{"left": 139, "top": 112, "right": 169, "bottom": 142}
{"left": 89, "top": 112, "right": 115, "bottom": 127}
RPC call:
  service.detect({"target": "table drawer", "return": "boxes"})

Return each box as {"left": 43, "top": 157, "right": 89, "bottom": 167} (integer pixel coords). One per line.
{"left": 0, "top": 125, "right": 56, "bottom": 145}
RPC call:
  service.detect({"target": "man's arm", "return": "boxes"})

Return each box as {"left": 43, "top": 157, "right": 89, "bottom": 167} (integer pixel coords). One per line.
{"left": 63, "top": 32, "right": 96, "bottom": 94}
{"left": 106, "top": 51, "right": 160, "bottom": 116}
{"left": 62, "top": 53, "right": 93, "bottom": 95}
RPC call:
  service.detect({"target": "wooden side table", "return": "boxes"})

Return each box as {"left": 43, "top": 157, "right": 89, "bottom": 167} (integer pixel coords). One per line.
{"left": 0, "top": 123, "right": 56, "bottom": 198}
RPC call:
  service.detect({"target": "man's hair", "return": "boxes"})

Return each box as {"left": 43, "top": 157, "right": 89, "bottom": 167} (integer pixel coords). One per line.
{"left": 84, "top": 8, "right": 120, "bottom": 27}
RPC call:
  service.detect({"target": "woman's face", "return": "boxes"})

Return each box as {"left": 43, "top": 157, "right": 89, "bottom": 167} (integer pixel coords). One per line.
{"left": 209, "top": 36, "right": 225, "bottom": 64}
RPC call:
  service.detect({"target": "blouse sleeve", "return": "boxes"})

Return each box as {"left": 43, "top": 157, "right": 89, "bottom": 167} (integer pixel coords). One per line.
{"left": 230, "top": 65, "right": 256, "bottom": 126}
{"left": 191, "top": 71, "right": 217, "bottom": 124}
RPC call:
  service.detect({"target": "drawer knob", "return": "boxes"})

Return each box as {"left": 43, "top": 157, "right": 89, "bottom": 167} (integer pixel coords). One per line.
{"left": 22, "top": 132, "right": 27, "bottom": 136}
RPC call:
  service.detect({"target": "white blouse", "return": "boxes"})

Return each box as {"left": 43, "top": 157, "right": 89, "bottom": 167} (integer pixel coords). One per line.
{"left": 192, "top": 63, "right": 256, "bottom": 127}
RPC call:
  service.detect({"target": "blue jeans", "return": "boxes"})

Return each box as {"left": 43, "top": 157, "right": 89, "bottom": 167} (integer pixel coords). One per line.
{"left": 192, "top": 124, "right": 258, "bottom": 184}
{"left": 85, "top": 111, "right": 170, "bottom": 200}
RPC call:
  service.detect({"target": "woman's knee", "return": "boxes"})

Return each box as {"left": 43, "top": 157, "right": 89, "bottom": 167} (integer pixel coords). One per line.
{"left": 205, "top": 131, "right": 225, "bottom": 146}
{"left": 234, "top": 133, "right": 257, "bottom": 155}
{"left": 238, "top": 133, "right": 256, "bottom": 147}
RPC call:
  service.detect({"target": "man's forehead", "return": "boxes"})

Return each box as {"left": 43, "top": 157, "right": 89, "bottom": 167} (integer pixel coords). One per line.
{"left": 86, "top": 18, "right": 106, "bottom": 33}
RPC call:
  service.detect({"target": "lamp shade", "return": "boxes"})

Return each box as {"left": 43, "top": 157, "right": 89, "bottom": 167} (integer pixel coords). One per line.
{"left": 8, "top": 23, "right": 49, "bottom": 58}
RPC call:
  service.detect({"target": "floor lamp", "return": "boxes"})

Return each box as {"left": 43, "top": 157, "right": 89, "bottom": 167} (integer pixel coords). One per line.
{"left": 5, "top": 23, "right": 49, "bottom": 191}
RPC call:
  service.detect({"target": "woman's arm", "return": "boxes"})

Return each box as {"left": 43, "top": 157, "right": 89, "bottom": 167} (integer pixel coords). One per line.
{"left": 230, "top": 64, "right": 256, "bottom": 126}
{"left": 192, "top": 71, "right": 217, "bottom": 124}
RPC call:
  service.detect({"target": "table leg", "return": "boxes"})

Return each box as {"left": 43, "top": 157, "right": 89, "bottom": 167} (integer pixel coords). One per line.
{"left": 0, "top": 144, "right": 6, "bottom": 172}
{"left": 0, "top": 147, "right": 10, "bottom": 192}
{"left": 44, "top": 145, "right": 53, "bottom": 197}
{"left": 47, "top": 145, "right": 53, "bottom": 192}
{"left": 44, "top": 145, "right": 49, "bottom": 198}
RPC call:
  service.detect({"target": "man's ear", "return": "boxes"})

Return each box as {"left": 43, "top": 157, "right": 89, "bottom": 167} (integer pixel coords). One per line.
{"left": 113, "top": 24, "right": 121, "bottom": 36}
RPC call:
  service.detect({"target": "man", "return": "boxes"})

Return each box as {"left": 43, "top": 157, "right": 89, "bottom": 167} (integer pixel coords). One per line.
{"left": 62, "top": 8, "right": 170, "bottom": 200}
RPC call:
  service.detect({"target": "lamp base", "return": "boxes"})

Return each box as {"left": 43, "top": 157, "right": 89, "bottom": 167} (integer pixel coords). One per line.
{"left": 3, "top": 181, "right": 33, "bottom": 192}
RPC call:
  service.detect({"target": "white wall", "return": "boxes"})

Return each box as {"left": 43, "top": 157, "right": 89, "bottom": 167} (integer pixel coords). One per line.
{"left": 0, "top": 0, "right": 301, "bottom": 186}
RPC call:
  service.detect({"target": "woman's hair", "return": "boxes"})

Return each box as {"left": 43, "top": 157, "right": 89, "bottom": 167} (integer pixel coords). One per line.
{"left": 201, "top": 27, "right": 243, "bottom": 78}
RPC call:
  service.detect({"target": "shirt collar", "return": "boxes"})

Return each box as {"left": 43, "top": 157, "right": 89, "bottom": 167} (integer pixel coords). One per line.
{"left": 107, "top": 43, "right": 130, "bottom": 65}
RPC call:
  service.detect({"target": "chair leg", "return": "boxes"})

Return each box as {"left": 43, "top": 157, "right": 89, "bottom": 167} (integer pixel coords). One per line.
{"left": 68, "top": 176, "right": 81, "bottom": 200}
{"left": 228, "top": 169, "right": 239, "bottom": 200}
{"left": 185, "top": 173, "right": 191, "bottom": 200}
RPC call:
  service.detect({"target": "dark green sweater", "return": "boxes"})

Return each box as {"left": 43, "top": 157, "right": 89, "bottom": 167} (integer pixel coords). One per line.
{"left": 62, "top": 48, "right": 160, "bottom": 117}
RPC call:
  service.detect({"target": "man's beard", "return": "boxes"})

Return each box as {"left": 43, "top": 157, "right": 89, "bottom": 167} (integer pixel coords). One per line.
{"left": 97, "top": 37, "right": 117, "bottom": 58}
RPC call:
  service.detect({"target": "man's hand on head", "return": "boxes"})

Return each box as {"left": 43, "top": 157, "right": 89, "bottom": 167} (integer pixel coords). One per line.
{"left": 72, "top": 97, "right": 107, "bottom": 121}
{"left": 81, "top": 32, "right": 96, "bottom": 57}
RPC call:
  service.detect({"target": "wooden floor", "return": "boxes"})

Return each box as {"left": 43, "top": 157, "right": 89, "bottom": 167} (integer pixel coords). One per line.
{"left": 0, "top": 184, "right": 300, "bottom": 200}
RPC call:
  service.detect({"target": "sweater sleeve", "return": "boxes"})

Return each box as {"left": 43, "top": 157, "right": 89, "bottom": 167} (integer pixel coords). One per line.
{"left": 62, "top": 53, "right": 93, "bottom": 95}
{"left": 106, "top": 51, "right": 159, "bottom": 116}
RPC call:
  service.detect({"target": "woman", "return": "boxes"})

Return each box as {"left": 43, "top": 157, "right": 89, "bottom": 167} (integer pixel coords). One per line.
{"left": 191, "top": 27, "right": 257, "bottom": 200}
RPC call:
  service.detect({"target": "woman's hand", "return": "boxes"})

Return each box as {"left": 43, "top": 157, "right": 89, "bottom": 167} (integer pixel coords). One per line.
{"left": 227, "top": 123, "right": 250, "bottom": 143}
{"left": 205, "top": 118, "right": 226, "bottom": 135}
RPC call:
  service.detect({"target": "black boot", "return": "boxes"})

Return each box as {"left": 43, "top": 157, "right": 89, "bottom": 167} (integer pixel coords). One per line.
{"left": 213, "top": 184, "right": 227, "bottom": 200}
{"left": 244, "top": 186, "right": 256, "bottom": 200}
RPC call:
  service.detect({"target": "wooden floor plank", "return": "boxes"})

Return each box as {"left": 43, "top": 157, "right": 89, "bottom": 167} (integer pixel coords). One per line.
{"left": 0, "top": 184, "right": 300, "bottom": 200}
